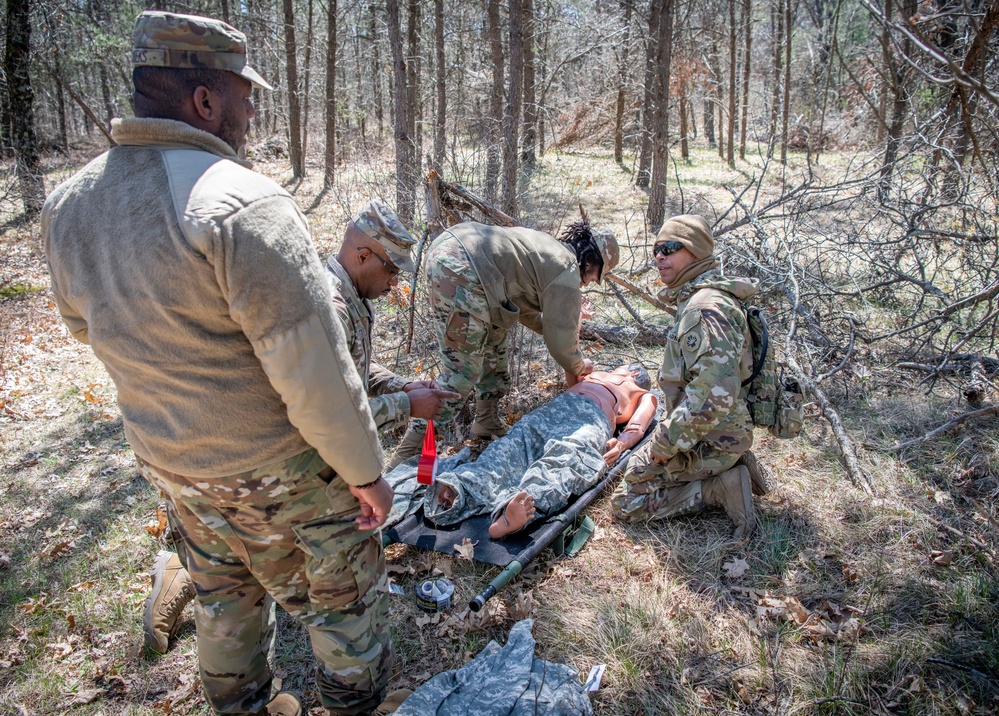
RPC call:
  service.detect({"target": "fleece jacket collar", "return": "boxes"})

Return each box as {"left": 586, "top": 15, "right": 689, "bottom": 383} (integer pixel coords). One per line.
{"left": 111, "top": 117, "right": 253, "bottom": 169}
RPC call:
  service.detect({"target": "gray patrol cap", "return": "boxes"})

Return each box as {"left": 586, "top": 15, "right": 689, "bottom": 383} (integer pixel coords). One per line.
{"left": 132, "top": 11, "right": 273, "bottom": 90}
{"left": 351, "top": 200, "right": 417, "bottom": 273}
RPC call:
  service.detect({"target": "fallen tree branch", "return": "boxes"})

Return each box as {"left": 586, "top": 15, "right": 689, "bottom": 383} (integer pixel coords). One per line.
{"left": 580, "top": 321, "right": 669, "bottom": 347}
{"left": 926, "top": 658, "right": 994, "bottom": 682}
{"left": 438, "top": 180, "right": 517, "bottom": 227}
{"left": 603, "top": 272, "right": 675, "bottom": 314}
{"left": 886, "top": 404, "right": 999, "bottom": 453}
{"left": 785, "top": 351, "right": 875, "bottom": 495}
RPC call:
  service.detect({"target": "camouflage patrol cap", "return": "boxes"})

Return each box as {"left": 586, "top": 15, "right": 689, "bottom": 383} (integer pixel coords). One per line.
{"left": 351, "top": 199, "right": 417, "bottom": 273}
{"left": 591, "top": 228, "right": 620, "bottom": 283}
{"left": 132, "top": 11, "right": 273, "bottom": 90}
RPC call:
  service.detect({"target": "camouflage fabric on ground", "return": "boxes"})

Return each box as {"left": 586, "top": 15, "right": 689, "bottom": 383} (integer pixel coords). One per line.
{"left": 425, "top": 235, "right": 511, "bottom": 424}
{"left": 138, "top": 449, "right": 392, "bottom": 715}
{"left": 395, "top": 619, "right": 592, "bottom": 716}
{"left": 383, "top": 392, "right": 610, "bottom": 528}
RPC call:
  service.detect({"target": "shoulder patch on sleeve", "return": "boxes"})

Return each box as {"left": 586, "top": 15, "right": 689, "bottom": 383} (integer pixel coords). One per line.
{"left": 684, "top": 332, "right": 700, "bottom": 352}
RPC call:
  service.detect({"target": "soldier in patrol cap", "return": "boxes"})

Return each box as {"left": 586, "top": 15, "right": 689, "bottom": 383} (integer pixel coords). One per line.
{"left": 610, "top": 215, "right": 771, "bottom": 538}
{"left": 326, "top": 199, "right": 459, "bottom": 432}
{"left": 43, "top": 11, "right": 396, "bottom": 716}
{"left": 388, "top": 219, "right": 620, "bottom": 468}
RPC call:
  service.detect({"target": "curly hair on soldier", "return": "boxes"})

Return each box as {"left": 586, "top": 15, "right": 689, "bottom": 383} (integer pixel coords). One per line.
{"left": 558, "top": 220, "right": 603, "bottom": 282}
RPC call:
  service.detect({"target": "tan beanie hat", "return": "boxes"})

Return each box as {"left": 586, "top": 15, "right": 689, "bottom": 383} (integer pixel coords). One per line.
{"left": 655, "top": 214, "right": 714, "bottom": 260}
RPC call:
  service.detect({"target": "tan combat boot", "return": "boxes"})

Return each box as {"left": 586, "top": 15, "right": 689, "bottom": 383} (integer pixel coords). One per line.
{"left": 258, "top": 692, "right": 302, "bottom": 716}
{"left": 470, "top": 398, "right": 508, "bottom": 439}
{"left": 386, "top": 422, "right": 427, "bottom": 470}
{"left": 739, "top": 450, "right": 772, "bottom": 496}
{"left": 143, "top": 550, "right": 196, "bottom": 654}
{"left": 701, "top": 466, "right": 756, "bottom": 539}
{"left": 373, "top": 689, "right": 414, "bottom": 715}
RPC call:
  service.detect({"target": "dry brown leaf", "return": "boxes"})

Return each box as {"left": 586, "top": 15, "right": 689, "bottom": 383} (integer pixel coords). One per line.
{"left": 784, "top": 596, "right": 810, "bottom": 625}
{"left": 453, "top": 538, "right": 477, "bottom": 561}
{"left": 68, "top": 579, "right": 97, "bottom": 592}
{"left": 414, "top": 612, "right": 441, "bottom": 628}
{"left": 47, "top": 642, "right": 74, "bottom": 659}
{"left": 737, "top": 683, "right": 752, "bottom": 704}
{"left": 722, "top": 557, "right": 750, "bottom": 579}
{"left": 842, "top": 564, "right": 859, "bottom": 583}
{"left": 386, "top": 563, "right": 415, "bottom": 576}
{"left": 64, "top": 688, "right": 103, "bottom": 707}
{"left": 756, "top": 597, "right": 786, "bottom": 618}
{"left": 0, "top": 552, "right": 9, "bottom": 570}
{"left": 145, "top": 508, "right": 168, "bottom": 539}
{"left": 930, "top": 550, "right": 953, "bottom": 566}
{"left": 507, "top": 590, "right": 534, "bottom": 620}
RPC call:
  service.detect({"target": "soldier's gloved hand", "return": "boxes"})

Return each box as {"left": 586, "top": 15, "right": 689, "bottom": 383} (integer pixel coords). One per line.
{"left": 349, "top": 476, "right": 394, "bottom": 530}
{"left": 403, "top": 379, "right": 440, "bottom": 392}
{"left": 407, "top": 387, "right": 461, "bottom": 420}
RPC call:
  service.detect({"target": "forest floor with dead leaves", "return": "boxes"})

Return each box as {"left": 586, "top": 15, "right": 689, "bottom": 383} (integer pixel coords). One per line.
{"left": 1, "top": 138, "right": 997, "bottom": 715}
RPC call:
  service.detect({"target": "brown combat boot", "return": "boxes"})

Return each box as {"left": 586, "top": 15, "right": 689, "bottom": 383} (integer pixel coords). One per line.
{"left": 470, "top": 398, "right": 508, "bottom": 439}
{"left": 257, "top": 692, "right": 302, "bottom": 716}
{"left": 701, "top": 466, "right": 756, "bottom": 539}
{"left": 386, "top": 422, "right": 427, "bottom": 470}
{"left": 739, "top": 450, "right": 772, "bottom": 496}
{"left": 372, "top": 689, "right": 414, "bottom": 715}
{"left": 143, "top": 550, "right": 196, "bottom": 654}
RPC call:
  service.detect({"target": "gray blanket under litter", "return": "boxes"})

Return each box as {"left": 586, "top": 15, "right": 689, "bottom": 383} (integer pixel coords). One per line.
{"left": 395, "top": 619, "right": 593, "bottom": 716}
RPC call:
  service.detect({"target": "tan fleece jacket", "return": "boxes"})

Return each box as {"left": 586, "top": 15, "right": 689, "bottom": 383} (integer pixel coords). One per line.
{"left": 41, "top": 118, "right": 383, "bottom": 484}
{"left": 445, "top": 222, "right": 585, "bottom": 375}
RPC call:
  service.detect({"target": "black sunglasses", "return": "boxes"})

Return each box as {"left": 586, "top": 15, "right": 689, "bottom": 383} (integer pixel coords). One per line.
{"left": 359, "top": 246, "right": 400, "bottom": 277}
{"left": 653, "top": 241, "right": 685, "bottom": 258}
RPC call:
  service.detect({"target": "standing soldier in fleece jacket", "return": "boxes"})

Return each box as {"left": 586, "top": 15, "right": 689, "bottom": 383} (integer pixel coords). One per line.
{"left": 42, "top": 11, "right": 395, "bottom": 716}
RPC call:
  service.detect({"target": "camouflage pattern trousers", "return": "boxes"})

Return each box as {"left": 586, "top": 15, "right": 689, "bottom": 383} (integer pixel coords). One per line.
{"left": 610, "top": 440, "right": 743, "bottom": 522}
{"left": 138, "top": 449, "right": 392, "bottom": 716}
{"left": 426, "top": 235, "right": 510, "bottom": 424}
{"left": 424, "top": 392, "right": 612, "bottom": 526}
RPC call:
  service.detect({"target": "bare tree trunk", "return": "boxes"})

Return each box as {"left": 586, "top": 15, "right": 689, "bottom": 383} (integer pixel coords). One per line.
{"left": 876, "top": 0, "right": 889, "bottom": 143}
{"left": 878, "top": 0, "right": 917, "bottom": 198}
{"left": 485, "top": 0, "right": 504, "bottom": 203}
{"left": 727, "top": 0, "right": 737, "bottom": 167}
{"left": 54, "top": 48, "right": 68, "bottom": 150}
{"left": 768, "top": 0, "right": 784, "bottom": 160}
{"left": 4, "top": 0, "right": 44, "bottom": 215}
{"left": 220, "top": 0, "right": 231, "bottom": 23}
{"left": 780, "top": 0, "right": 792, "bottom": 164}
{"left": 679, "top": 92, "right": 689, "bottom": 161}
{"left": 387, "top": 0, "right": 416, "bottom": 221}
{"left": 704, "top": 97, "right": 716, "bottom": 147}
{"left": 302, "top": 0, "right": 315, "bottom": 160}
{"left": 323, "top": 0, "right": 338, "bottom": 189}
{"left": 502, "top": 0, "right": 524, "bottom": 216}
{"left": 739, "top": 0, "right": 751, "bottom": 159}
{"left": 521, "top": 0, "right": 538, "bottom": 167}
{"left": 637, "top": 0, "right": 661, "bottom": 188}
{"left": 370, "top": 4, "right": 384, "bottom": 141}
{"left": 99, "top": 66, "right": 114, "bottom": 131}
{"left": 647, "top": 0, "right": 675, "bottom": 231}
{"left": 282, "top": 0, "right": 304, "bottom": 177}
{"left": 433, "top": 0, "right": 446, "bottom": 171}
{"left": 614, "top": 0, "right": 633, "bottom": 164}
{"left": 406, "top": 0, "right": 422, "bottom": 174}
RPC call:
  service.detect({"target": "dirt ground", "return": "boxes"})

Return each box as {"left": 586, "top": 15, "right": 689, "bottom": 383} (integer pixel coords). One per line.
{"left": 1, "top": 141, "right": 997, "bottom": 715}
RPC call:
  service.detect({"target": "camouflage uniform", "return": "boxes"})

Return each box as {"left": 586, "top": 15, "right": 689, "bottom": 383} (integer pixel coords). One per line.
{"left": 327, "top": 257, "right": 411, "bottom": 431}
{"left": 140, "top": 450, "right": 392, "bottom": 715}
{"left": 611, "top": 269, "right": 758, "bottom": 522}
{"left": 425, "top": 223, "right": 591, "bottom": 426}
{"left": 426, "top": 236, "right": 511, "bottom": 423}
{"left": 423, "top": 392, "right": 611, "bottom": 526}
{"left": 43, "top": 12, "right": 392, "bottom": 715}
